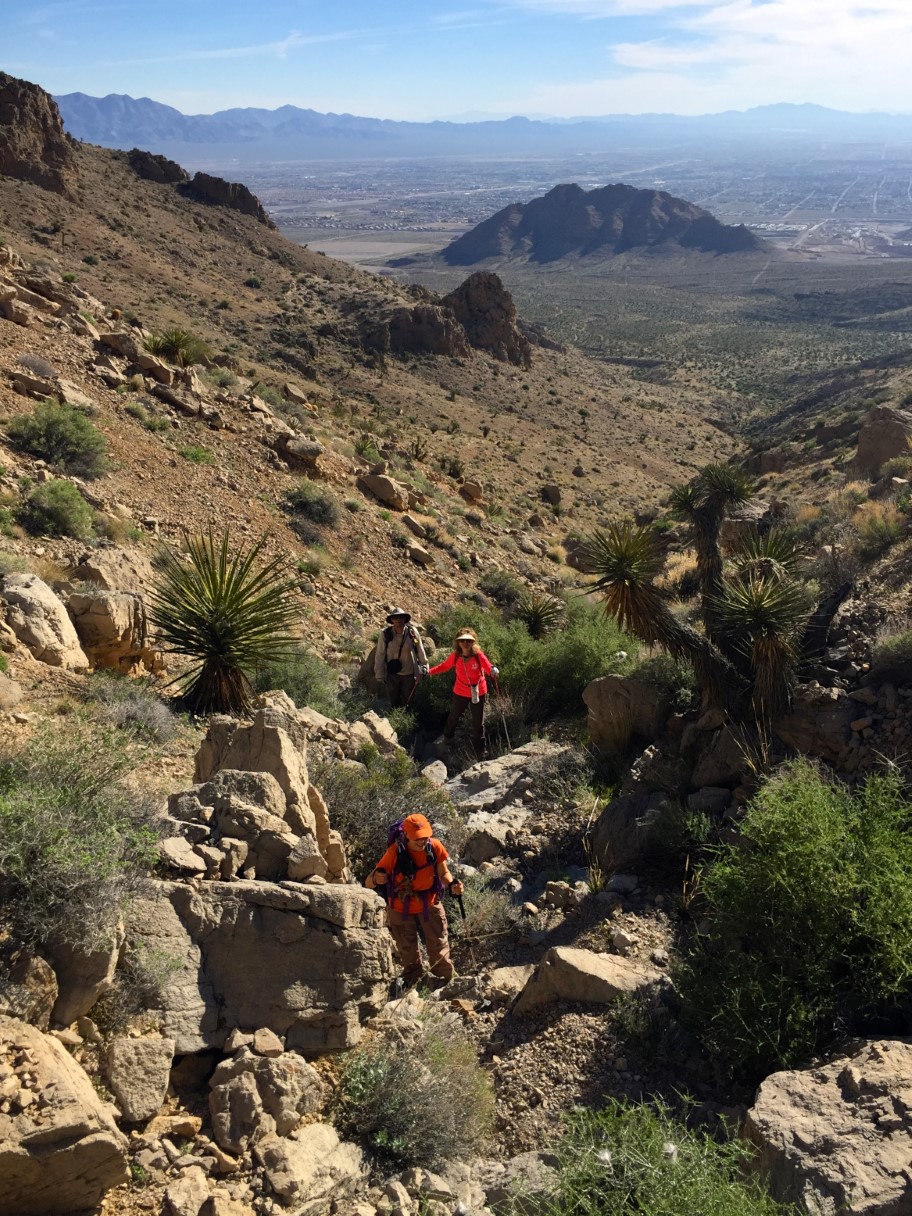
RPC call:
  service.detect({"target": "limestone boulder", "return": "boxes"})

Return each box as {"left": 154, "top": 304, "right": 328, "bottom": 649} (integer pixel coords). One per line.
{"left": 254, "top": 1122, "right": 366, "bottom": 1215}
{"left": 744, "top": 1039, "right": 912, "bottom": 1214}
{"left": 356, "top": 473, "right": 409, "bottom": 512}
{"left": 513, "top": 946, "right": 662, "bottom": 1015}
{"left": 105, "top": 1034, "right": 175, "bottom": 1122}
{"left": 70, "top": 546, "right": 155, "bottom": 595}
{"left": 775, "top": 685, "right": 855, "bottom": 764}
{"left": 591, "top": 791, "right": 670, "bottom": 873}
{"left": 0, "top": 955, "right": 57, "bottom": 1031}
{"left": 854, "top": 405, "right": 912, "bottom": 477}
{"left": 0, "top": 1014, "right": 128, "bottom": 1214}
{"left": 126, "top": 879, "right": 394, "bottom": 1055}
{"left": 209, "top": 1046, "right": 324, "bottom": 1153}
{"left": 583, "top": 674, "right": 671, "bottom": 755}
{"left": 1, "top": 573, "right": 89, "bottom": 669}
{"left": 66, "top": 589, "right": 161, "bottom": 672}
{"left": 164, "top": 1164, "right": 210, "bottom": 1216}
{"left": 275, "top": 435, "right": 324, "bottom": 469}
{"left": 45, "top": 928, "right": 123, "bottom": 1027}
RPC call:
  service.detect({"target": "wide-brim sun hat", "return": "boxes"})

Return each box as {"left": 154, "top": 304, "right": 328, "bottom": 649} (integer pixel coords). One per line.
{"left": 403, "top": 813, "right": 433, "bottom": 840}
{"left": 386, "top": 608, "right": 411, "bottom": 623}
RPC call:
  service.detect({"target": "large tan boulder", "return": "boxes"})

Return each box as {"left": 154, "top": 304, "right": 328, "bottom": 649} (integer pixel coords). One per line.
{"left": 105, "top": 1035, "right": 175, "bottom": 1123}
{"left": 127, "top": 879, "right": 394, "bottom": 1056}
{"left": 0, "top": 573, "right": 89, "bottom": 669}
{"left": 744, "top": 1039, "right": 912, "bottom": 1214}
{"left": 0, "top": 1015, "right": 128, "bottom": 1214}
{"left": 209, "top": 1046, "right": 324, "bottom": 1153}
{"left": 0, "top": 956, "right": 57, "bottom": 1031}
{"left": 854, "top": 406, "right": 912, "bottom": 477}
{"left": 356, "top": 472, "right": 409, "bottom": 512}
{"left": 71, "top": 546, "right": 156, "bottom": 593}
{"left": 513, "top": 947, "right": 662, "bottom": 1015}
{"left": 66, "top": 589, "right": 161, "bottom": 672}
{"left": 254, "top": 1122, "right": 366, "bottom": 1215}
{"left": 45, "top": 928, "right": 123, "bottom": 1027}
{"left": 583, "top": 674, "right": 671, "bottom": 755}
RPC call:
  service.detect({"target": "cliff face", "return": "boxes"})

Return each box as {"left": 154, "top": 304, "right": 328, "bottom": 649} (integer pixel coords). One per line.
{"left": 443, "top": 272, "right": 532, "bottom": 368}
{"left": 0, "top": 73, "right": 76, "bottom": 196}
{"left": 443, "top": 182, "right": 763, "bottom": 265}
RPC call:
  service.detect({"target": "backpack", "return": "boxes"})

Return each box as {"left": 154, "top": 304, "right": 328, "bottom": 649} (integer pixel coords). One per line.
{"left": 378, "top": 818, "right": 445, "bottom": 920}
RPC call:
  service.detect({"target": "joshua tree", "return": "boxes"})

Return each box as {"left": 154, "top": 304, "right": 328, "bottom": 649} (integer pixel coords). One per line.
{"left": 582, "top": 466, "right": 811, "bottom": 735}
{"left": 150, "top": 529, "right": 300, "bottom": 715}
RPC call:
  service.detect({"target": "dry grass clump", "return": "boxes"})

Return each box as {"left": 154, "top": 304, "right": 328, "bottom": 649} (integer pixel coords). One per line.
{"left": 852, "top": 500, "right": 904, "bottom": 558}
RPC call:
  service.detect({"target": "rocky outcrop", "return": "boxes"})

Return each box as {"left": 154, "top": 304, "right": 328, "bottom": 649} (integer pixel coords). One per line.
{"left": 443, "top": 181, "right": 763, "bottom": 265}
{"left": 442, "top": 272, "right": 532, "bottom": 367}
{"left": 744, "top": 1039, "right": 912, "bottom": 1214}
{"left": 253, "top": 1122, "right": 366, "bottom": 1214}
{"left": 182, "top": 172, "right": 274, "bottom": 227}
{"left": 359, "top": 300, "right": 469, "bottom": 360}
{"left": 66, "top": 588, "right": 161, "bottom": 673}
{"left": 583, "top": 674, "right": 671, "bottom": 755}
{"left": 127, "top": 147, "right": 188, "bottom": 184}
{"left": 127, "top": 878, "right": 394, "bottom": 1056}
{"left": 853, "top": 405, "right": 912, "bottom": 477}
{"left": 0, "top": 573, "right": 89, "bottom": 670}
{"left": 513, "top": 946, "right": 662, "bottom": 1014}
{"left": 0, "top": 1015, "right": 128, "bottom": 1214}
{"left": 209, "top": 1046, "right": 324, "bottom": 1153}
{"left": 0, "top": 73, "right": 75, "bottom": 196}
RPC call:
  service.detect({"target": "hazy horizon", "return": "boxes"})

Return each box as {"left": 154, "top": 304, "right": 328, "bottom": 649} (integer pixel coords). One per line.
{"left": 7, "top": 1, "right": 912, "bottom": 121}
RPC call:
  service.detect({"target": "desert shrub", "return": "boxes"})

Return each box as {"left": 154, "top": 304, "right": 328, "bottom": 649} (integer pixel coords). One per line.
{"left": 626, "top": 653, "right": 698, "bottom": 710}
{"left": 0, "top": 504, "right": 15, "bottom": 537}
{"left": 312, "top": 748, "right": 462, "bottom": 879}
{"left": 179, "top": 445, "right": 215, "bottom": 465}
{"left": 6, "top": 401, "right": 108, "bottom": 478}
{"left": 87, "top": 673, "right": 176, "bottom": 743}
{"left": 284, "top": 479, "right": 342, "bottom": 528}
{"left": 18, "top": 480, "right": 94, "bottom": 539}
{"left": 90, "top": 941, "right": 182, "bottom": 1034}
{"left": 338, "top": 1009, "right": 493, "bottom": 1167}
{"left": 0, "top": 653, "right": 7, "bottom": 673}
{"left": 450, "top": 872, "right": 517, "bottom": 941}
{"left": 853, "top": 501, "right": 904, "bottom": 558}
{"left": 0, "top": 551, "right": 28, "bottom": 575}
{"left": 677, "top": 760, "right": 912, "bottom": 1082}
{"left": 353, "top": 433, "right": 381, "bottom": 462}
{"left": 880, "top": 453, "right": 912, "bottom": 479}
{"left": 519, "top": 1099, "right": 792, "bottom": 1216}
{"left": 254, "top": 644, "right": 339, "bottom": 716}
{"left": 477, "top": 568, "right": 523, "bottom": 606}
{"left": 0, "top": 725, "right": 160, "bottom": 952}
{"left": 145, "top": 327, "right": 212, "bottom": 367}
{"left": 870, "top": 628, "right": 912, "bottom": 679}
{"left": 16, "top": 353, "right": 57, "bottom": 379}
{"left": 125, "top": 400, "right": 170, "bottom": 433}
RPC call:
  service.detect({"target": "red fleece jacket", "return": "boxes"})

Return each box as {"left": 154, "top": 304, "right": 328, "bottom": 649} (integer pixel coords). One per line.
{"left": 428, "top": 650, "right": 494, "bottom": 698}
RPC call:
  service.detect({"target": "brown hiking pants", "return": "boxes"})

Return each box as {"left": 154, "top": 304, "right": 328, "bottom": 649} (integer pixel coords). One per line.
{"left": 444, "top": 692, "right": 486, "bottom": 757}
{"left": 386, "top": 673, "right": 417, "bottom": 708}
{"left": 387, "top": 901, "right": 454, "bottom": 984}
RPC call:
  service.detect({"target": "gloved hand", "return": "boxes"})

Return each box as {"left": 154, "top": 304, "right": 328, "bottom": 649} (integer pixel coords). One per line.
{"left": 449, "top": 879, "right": 465, "bottom": 897}
{"left": 491, "top": 666, "right": 500, "bottom": 678}
{"left": 419, "top": 664, "right": 429, "bottom": 677}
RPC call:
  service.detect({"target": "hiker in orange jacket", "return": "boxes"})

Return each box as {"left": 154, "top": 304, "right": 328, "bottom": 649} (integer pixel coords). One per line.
{"left": 427, "top": 627, "right": 498, "bottom": 758}
{"left": 365, "top": 814, "right": 464, "bottom": 989}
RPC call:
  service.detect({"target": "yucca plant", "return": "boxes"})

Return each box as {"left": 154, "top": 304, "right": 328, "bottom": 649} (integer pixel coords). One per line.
{"left": 149, "top": 530, "right": 300, "bottom": 715}
{"left": 145, "top": 327, "right": 212, "bottom": 368}
{"left": 514, "top": 590, "right": 564, "bottom": 640}
{"left": 730, "top": 527, "right": 803, "bottom": 585}
{"left": 580, "top": 521, "right": 743, "bottom": 711}
{"left": 713, "top": 577, "right": 810, "bottom": 728}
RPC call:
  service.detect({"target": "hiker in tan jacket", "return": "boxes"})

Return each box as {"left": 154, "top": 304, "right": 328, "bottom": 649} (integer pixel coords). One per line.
{"left": 374, "top": 607, "right": 429, "bottom": 708}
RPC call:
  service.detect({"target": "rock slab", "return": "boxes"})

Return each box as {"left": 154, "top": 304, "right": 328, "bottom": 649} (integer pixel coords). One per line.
{"left": 0, "top": 1014, "right": 128, "bottom": 1215}
{"left": 513, "top": 947, "right": 662, "bottom": 1015}
{"left": 744, "top": 1039, "right": 912, "bottom": 1215}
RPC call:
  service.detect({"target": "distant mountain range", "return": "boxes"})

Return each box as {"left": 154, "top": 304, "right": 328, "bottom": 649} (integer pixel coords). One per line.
{"left": 439, "top": 183, "right": 762, "bottom": 265}
{"left": 53, "top": 92, "right": 912, "bottom": 162}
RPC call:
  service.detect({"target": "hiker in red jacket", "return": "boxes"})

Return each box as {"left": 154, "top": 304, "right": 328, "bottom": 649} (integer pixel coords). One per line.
{"left": 365, "top": 814, "right": 463, "bottom": 988}
{"left": 427, "top": 627, "right": 498, "bottom": 758}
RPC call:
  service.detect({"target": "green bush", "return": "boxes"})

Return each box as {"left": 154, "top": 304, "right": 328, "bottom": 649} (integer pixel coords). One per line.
{"left": 626, "top": 653, "right": 698, "bottom": 710}
{"left": 285, "top": 480, "right": 342, "bottom": 528}
{"left": 179, "top": 445, "right": 215, "bottom": 465}
{"left": 6, "top": 401, "right": 108, "bottom": 478}
{"left": 477, "top": 567, "right": 522, "bottom": 606}
{"left": 0, "top": 725, "right": 160, "bottom": 951}
{"left": 312, "top": 748, "right": 463, "bottom": 879}
{"left": 417, "top": 598, "right": 633, "bottom": 727}
{"left": 338, "top": 1008, "right": 493, "bottom": 1167}
{"left": 677, "top": 760, "right": 912, "bottom": 1081}
{"left": 870, "top": 628, "right": 912, "bottom": 679}
{"left": 18, "top": 480, "right": 95, "bottom": 539}
{"left": 253, "top": 644, "right": 339, "bottom": 716}
{"left": 518, "top": 1099, "right": 792, "bottom": 1216}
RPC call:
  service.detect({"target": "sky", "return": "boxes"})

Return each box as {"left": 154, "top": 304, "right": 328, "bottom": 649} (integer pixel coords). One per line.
{"left": 4, "top": 0, "right": 912, "bottom": 121}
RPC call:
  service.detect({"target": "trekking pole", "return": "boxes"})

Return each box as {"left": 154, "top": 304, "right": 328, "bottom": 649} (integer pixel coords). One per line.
{"left": 493, "top": 674, "right": 511, "bottom": 752}
{"left": 404, "top": 669, "right": 422, "bottom": 709}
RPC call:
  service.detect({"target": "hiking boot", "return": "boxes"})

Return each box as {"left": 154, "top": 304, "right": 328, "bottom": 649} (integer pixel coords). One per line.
{"left": 428, "top": 973, "right": 454, "bottom": 992}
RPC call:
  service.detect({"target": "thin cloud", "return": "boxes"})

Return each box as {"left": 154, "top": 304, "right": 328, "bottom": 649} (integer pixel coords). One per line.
{"left": 91, "top": 29, "right": 366, "bottom": 69}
